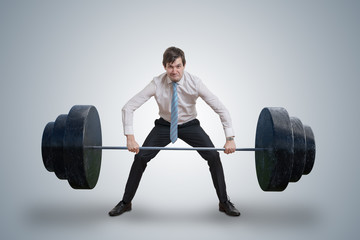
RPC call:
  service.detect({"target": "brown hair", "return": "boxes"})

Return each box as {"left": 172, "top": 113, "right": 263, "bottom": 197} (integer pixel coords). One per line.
{"left": 162, "top": 47, "right": 186, "bottom": 67}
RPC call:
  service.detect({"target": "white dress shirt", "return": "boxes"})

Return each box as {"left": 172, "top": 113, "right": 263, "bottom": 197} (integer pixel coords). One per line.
{"left": 122, "top": 71, "right": 235, "bottom": 138}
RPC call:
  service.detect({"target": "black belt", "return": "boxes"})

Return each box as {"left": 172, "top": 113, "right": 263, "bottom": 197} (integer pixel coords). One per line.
{"left": 155, "top": 118, "right": 200, "bottom": 128}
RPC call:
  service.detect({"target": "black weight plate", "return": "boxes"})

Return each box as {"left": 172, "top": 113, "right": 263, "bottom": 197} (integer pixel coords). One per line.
{"left": 255, "top": 107, "right": 294, "bottom": 191}
{"left": 63, "top": 105, "right": 102, "bottom": 189}
{"left": 52, "top": 114, "right": 68, "bottom": 180}
{"left": 42, "top": 121, "right": 55, "bottom": 172}
{"left": 289, "top": 117, "right": 306, "bottom": 182}
{"left": 303, "top": 125, "right": 316, "bottom": 175}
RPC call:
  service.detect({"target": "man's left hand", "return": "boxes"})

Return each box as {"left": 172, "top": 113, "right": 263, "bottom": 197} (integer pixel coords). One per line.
{"left": 224, "top": 139, "right": 236, "bottom": 154}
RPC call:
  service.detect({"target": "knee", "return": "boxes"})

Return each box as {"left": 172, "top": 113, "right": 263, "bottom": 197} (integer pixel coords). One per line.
{"left": 133, "top": 154, "right": 148, "bottom": 169}
{"left": 133, "top": 151, "right": 154, "bottom": 166}
{"left": 201, "top": 151, "right": 221, "bottom": 163}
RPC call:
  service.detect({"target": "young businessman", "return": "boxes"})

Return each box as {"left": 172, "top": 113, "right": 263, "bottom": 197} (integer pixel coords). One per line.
{"left": 109, "top": 47, "right": 240, "bottom": 217}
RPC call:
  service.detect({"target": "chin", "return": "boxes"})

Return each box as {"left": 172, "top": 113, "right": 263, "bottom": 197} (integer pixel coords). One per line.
{"left": 170, "top": 77, "right": 180, "bottom": 82}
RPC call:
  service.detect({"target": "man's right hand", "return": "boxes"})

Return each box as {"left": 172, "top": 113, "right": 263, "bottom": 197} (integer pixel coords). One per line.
{"left": 126, "top": 135, "right": 140, "bottom": 154}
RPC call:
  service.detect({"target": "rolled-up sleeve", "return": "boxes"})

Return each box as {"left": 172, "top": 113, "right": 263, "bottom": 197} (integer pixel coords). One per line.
{"left": 197, "top": 80, "right": 235, "bottom": 138}
{"left": 122, "top": 80, "right": 156, "bottom": 135}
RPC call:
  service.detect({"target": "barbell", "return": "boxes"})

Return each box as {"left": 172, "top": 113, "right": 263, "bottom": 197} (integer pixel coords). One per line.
{"left": 41, "top": 105, "right": 315, "bottom": 191}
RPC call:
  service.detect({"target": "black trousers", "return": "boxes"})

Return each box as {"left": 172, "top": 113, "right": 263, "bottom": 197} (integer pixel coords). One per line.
{"left": 122, "top": 118, "right": 228, "bottom": 203}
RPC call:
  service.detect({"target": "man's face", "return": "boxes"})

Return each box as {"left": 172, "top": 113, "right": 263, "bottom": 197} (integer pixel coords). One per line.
{"left": 165, "top": 57, "right": 185, "bottom": 82}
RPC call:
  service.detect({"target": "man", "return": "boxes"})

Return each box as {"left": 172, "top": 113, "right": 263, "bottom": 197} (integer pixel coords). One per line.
{"left": 109, "top": 47, "right": 240, "bottom": 217}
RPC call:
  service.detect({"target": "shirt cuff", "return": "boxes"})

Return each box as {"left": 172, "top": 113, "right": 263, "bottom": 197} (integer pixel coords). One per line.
{"left": 124, "top": 126, "right": 134, "bottom": 136}
{"left": 224, "top": 127, "right": 235, "bottom": 138}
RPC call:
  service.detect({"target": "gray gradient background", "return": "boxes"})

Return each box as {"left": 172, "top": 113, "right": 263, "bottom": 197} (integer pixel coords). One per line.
{"left": 1, "top": 0, "right": 359, "bottom": 239}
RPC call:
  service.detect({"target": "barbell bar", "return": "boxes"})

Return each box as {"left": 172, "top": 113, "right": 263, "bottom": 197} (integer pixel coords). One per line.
{"left": 41, "top": 105, "right": 316, "bottom": 191}
{"left": 86, "top": 146, "right": 268, "bottom": 151}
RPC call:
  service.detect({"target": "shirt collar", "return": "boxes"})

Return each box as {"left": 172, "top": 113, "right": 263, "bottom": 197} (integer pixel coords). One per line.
{"left": 166, "top": 72, "right": 185, "bottom": 85}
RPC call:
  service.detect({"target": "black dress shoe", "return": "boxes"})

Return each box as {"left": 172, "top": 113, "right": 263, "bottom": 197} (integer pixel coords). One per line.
{"left": 219, "top": 200, "right": 240, "bottom": 216}
{"left": 108, "top": 201, "right": 132, "bottom": 217}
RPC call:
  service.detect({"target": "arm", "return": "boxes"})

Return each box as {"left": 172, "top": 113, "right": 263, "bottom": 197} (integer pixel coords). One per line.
{"left": 122, "top": 80, "right": 156, "bottom": 153}
{"left": 198, "top": 81, "right": 236, "bottom": 154}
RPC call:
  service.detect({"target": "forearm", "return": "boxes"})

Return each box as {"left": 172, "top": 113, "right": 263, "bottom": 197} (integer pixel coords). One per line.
{"left": 122, "top": 109, "right": 135, "bottom": 135}
{"left": 126, "top": 134, "right": 136, "bottom": 141}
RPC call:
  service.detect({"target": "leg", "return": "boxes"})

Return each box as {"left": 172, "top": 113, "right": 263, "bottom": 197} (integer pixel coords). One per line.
{"left": 178, "top": 120, "right": 240, "bottom": 216}
{"left": 178, "top": 120, "right": 228, "bottom": 203}
{"left": 122, "top": 119, "right": 171, "bottom": 203}
{"left": 109, "top": 119, "right": 171, "bottom": 216}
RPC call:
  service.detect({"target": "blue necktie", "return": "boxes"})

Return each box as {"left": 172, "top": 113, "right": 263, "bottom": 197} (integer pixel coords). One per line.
{"left": 170, "top": 82, "right": 178, "bottom": 143}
